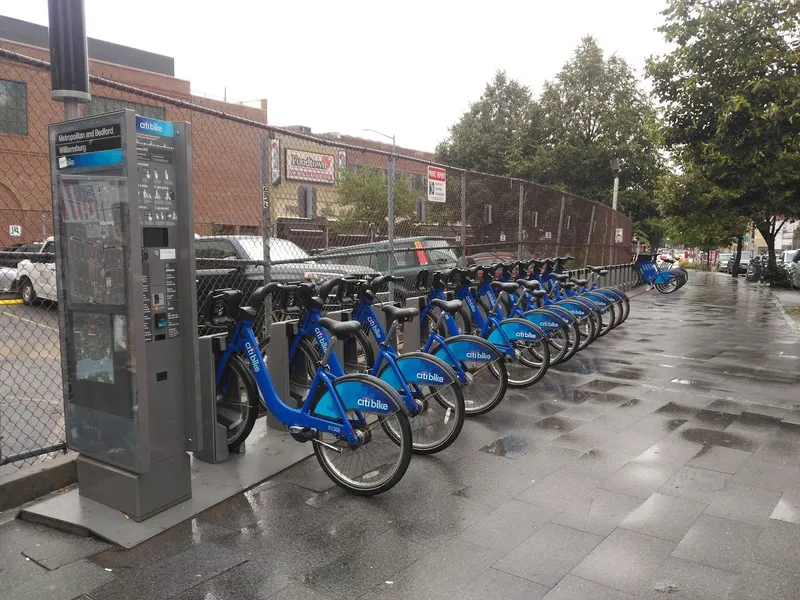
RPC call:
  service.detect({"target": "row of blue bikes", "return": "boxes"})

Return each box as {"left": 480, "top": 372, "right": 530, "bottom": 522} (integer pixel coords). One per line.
{"left": 206, "top": 255, "right": 662, "bottom": 495}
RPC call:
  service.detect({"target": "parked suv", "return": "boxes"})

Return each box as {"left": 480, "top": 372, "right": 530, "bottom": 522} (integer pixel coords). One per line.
{"left": 727, "top": 251, "right": 752, "bottom": 274}
{"left": 195, "top": 235, "right": 377, "bottom": 312}
{"left": 313, "top": 236, "right": 458, "bottom": 298}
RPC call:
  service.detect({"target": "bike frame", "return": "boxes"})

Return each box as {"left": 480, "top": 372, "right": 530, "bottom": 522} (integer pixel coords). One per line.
{"left": 216, "top": 319, "right": 363, "bottom": 445}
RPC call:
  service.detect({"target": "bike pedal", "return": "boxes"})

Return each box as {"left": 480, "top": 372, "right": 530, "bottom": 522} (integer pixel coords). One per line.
{"left": 289, "top": 426, "right": 317, "bottom": 443}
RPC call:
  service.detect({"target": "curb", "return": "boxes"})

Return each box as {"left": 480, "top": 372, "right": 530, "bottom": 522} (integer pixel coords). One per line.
{"left": 0, "top": 452, "right": 77, "bottom": 512}
{"left": 771, "top": 290, "right": 800, "bottom": 336}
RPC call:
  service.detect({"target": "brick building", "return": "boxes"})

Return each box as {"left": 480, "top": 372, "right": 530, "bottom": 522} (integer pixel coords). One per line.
{"left": 0, "top": 15, "right": 267, "bottom": 246}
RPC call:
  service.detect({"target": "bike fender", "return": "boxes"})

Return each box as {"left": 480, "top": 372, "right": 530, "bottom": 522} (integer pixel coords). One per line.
{"left": 556, "top": 300, "right": 590, "bottom": 318}
{"left": 655, "top": 271, "right": 675, "bottom": 284}
{"left": 379, "top": 352, "right": 456, "bottom": 388}
{"left": 432, "top": 335, "right": 501, "bottom": 367}
{"left": 583, "top": 292, "right": 611, "bottom": 307}
{"left": 314, "top": 378, "right": 400, "bottom": 419}
{"left": 543, "top": 305, "right": 577, "bottom": 325}
{"left": 488, "top": 318, "right": 545, "bottom": 345}
{"left": 523, "top": 310, "right": 563, "bottom": 333}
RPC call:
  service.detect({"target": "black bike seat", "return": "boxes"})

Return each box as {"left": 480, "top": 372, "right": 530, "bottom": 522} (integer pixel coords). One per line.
{"left": 318, "top": 317, "right": 362, "bottom": 339}
{"left": 530, "top": 289, "right": 548, "bottom": 298}
{"left": 516, "top": 279, "right": 540, "bottom": 291}
{"left": 599, "top": 270, "right": 608, "bottom": 276}
{"left": 571, "top": 278, "right": 589, "bottom": 286}
{"left": 491, "top": 281, "right": 520, "bottom": 294}
{"left": 586, "top": 265, "right": 603, "bottom": 274}
{"left": 237, "top": 306, "right": 257, "bottom": 320}
{"left": 382, "top": 304, "right": 419, "bottom": 322}
{"left": 552, "top": 273, "right": 569, "bottom": 282}
{"left": 562, "top": 281, "right": 577, "bottom": 289}
{"left": 431, "top": 298, "right": 463, "bottom": 314}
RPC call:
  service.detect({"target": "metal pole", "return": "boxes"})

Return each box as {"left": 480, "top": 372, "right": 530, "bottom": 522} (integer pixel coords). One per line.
{"left": 260, "top": 135, "right": 272, "bottom": 337}
{"left": 387, "top": 139, "right": 395, "bottom": 297}
{"left": 460, "top": 172, "right": 467, "bottom": 261}
{"left": 42, "top": 210, "right": 47, "bottom": 239}
{"left": 554, "top": 195, "right": 566, "bottom": 256}
{"left": 64, "top": 99, "right": 79, "bottom": 120}
{"left": 585, "top": 205, "right": 595, "bottom": 267}
{"left": 612, "top": 174, "right": 619, "bottom": 211}
{"left": 517, "top": 182, "right": 524, "bottom": 260}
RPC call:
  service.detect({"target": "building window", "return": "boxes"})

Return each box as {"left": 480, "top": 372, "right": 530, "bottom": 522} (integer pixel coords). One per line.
{"left": 0, "top": 80, "right": 27, "bottom": 135}
{"left": 298, "top": 186, "right": 316, "bottom": 218}
{"left": 84, "top": 96, "right": 165, "bottom": 120}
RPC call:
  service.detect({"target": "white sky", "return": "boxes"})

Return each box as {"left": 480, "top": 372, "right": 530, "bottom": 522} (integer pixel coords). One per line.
{"left": 1, "top": 0, "right": 669, "bottom": 152}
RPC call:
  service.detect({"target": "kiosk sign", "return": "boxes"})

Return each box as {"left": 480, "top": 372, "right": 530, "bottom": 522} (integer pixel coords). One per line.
{"left": 55, "top": 124, "right": 123, "bottom": 170}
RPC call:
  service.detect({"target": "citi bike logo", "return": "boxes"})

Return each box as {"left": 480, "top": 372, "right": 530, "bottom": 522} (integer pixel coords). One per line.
{"left": 516, "top": 330, "right": 538, "bottom": 340}
{"left": 542, "top": 321, "right": 559, "bottom": 328}
{"left": 466, "top": 350, "right": 492, "bottom": 360}
{"left": 357, "top": 397, "right": 389, "bottom": 411}
{"left": 314, "top": 327, "right": 329, "bottom": 352}
{"left": 465, "top": 295, "right": 477, "bottom": 310}
{"left": 417, "top": 370, "right": 445, "bottom": 383}
{"left": 366, "top": 315, "right": 381, "bottom": 338}
{"left": 244, "top": 341, "right": 260, "bottom": 373}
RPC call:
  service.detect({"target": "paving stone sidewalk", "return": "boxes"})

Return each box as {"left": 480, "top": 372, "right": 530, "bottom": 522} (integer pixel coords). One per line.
{"left": 2, "top": 271, "right": 800, "bottom": 600}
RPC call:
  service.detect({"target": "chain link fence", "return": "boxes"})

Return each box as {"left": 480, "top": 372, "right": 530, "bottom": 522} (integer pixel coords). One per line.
{"left": 0, "top": 43, "right": 632, "bottom": 468}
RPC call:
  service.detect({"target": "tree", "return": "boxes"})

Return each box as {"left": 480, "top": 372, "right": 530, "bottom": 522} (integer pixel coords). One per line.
{"left": 330, "top": 167, "right": 416, "bottom": 233}
{"left": 435, "top": 71, "right": 537, "bottom": 176}
{"left": 532, "top": 37, "right": 664, "bottom": 206}
{"left": 647, "top": 0, "right": 800, "bottom": 268}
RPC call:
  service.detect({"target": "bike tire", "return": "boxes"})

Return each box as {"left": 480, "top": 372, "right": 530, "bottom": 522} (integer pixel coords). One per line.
{"left": 313, "top": 374, "right": 412, "bottom": 495}
{"left": 377, "top": 352, "right": 465, "bottom": 454}
{"left": 430, "top": 334, "right": 509, "bottom": 416}
{"left": 216, "top": 353, "right": 260, "bottom": 451}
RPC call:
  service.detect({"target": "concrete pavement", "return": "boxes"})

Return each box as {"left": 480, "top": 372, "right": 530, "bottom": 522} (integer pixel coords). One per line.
{"left": 2, "top": 271, "right": 800, "bottom": 600}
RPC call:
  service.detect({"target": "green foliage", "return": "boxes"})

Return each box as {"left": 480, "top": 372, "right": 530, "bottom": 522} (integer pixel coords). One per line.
{"left": 435, "top": 38, "right": 665, "bottom": 242}
{"left": 647, "top": 0, "right": 800, "bottom": 265}
{"left": 764, "top": 263, "right": 793, "bottom": 288}
{"left": 331, "top": 167, "right": 417, "bottom": 230}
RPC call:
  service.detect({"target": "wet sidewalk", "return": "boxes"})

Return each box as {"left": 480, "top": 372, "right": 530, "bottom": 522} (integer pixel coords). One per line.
{"left": 3, "top": 271, "right": 800, "bottom": 600}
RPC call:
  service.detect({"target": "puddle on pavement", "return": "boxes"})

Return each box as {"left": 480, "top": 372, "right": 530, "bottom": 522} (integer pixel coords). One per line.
{"left": 578, "top": 379, "right": 621, "bottom": 393}
{"left": 656, "top": 403, "right": 697, "bottom": 418}
{"left": 534, "top": 416, "right": 581, "bottom": 432}
{"left": 680, "top": 427, "right": 759, "bottom": 451}
{"left": 619, "top": 399, "right": 642, "bottom": 408}
{"left": 735, "top": 412, "right": 782, "bottom": 430}
{"left": 611, "top": 369, "right": 649, "bottom": 381}
{"left": 479, "top": 435, "right": 530, "bottom": 459}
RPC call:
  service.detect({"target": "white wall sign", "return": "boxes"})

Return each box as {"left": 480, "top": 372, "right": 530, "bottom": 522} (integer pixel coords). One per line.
{"left": 499, "top": 231, "right": 506, "bottom": 242}
{"left": 615, "top": 228, "right": 624, "bottom": 243}
{"left": 9, "top": 225, "right": 21, "bottom": 237}
{"left": 427, "top": 166, "right": 446, "bottom": 203}
{"left": 270, "top": 139, "right": 281, "bottom": 184}
{"left": 544, "top": 231, "right": 552, "bottom": 239}
{"left": 285, "top": 149, "right": 335, "bottom": 183}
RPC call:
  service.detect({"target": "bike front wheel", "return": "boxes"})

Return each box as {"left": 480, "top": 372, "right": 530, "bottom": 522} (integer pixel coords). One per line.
{"left": 216, "top": 354, "right": 260, "bottom": 451}
{"left": 314, "top": 375, "right": 412, "bottom": 496}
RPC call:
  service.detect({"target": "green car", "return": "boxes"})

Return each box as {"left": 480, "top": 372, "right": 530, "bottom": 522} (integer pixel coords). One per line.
{"left": 313, "top": 236, "right": 459, "bottom": 299}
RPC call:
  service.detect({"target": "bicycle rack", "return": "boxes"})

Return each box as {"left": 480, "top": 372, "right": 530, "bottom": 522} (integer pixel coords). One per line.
{"left": 194, "top": 333, "right": 244, "bottom": 464}
{"left": 267, "top": 319, "right": 300, "bottom": 430}
{"left": 401, "top": 295, "right": 427, "bottom": 354}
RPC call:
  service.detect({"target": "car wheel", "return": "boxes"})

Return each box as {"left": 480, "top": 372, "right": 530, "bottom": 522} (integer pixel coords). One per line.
{"left": 20, "top": 278, "right": 36, "bottom": 305}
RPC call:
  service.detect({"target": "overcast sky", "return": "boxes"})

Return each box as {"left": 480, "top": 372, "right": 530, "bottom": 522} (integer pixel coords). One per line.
{"left": 1, "top": 0, "right": 669, "bottom": 151}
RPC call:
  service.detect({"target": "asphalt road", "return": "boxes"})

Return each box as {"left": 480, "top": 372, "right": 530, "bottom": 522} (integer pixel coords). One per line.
{"left": 0, "top": 300, "right": 64, "bottom": 465}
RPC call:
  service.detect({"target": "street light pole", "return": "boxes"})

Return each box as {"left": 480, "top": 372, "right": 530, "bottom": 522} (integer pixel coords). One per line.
{"left": 363, "top": 128, "right": 396, "bottom": 282}
{"left": 610, "top": 158, "right": 620, "bottom": 212}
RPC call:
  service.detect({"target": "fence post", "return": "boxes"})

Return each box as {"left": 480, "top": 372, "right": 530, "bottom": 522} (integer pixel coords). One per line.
{"left": 41, "top": 210, "right": 47, "bottom": 239}
{"left": 387, "top": 154, "right": 395, "bottom": 277}
{"left": 260, "top": 135, "right": 272, "bottom": 337}
{"left": 585, "top": 205, "right": 595, "bottom": 267}
{"left": 460, "top": 172, "right": 467, "bottom": 260}
{"left": 554, "top": 195, "right": 566, "bottom": 256}
{"left": 517, "top": 182, "right": 524, "bottom": 260}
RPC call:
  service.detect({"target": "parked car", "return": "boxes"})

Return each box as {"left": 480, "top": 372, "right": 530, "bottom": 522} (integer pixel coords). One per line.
{"left": 14, "top": 237, "right": 56, "bottom": 304}
{"left": 314, "top": 236, "right": 458, "bottom": 298}
{"left": 778, "top": 249, "right": 800, "bottom": 265}
{"left": 466, "top": 251, "right": 516, "bottom": 266}
{"left": 716, "top": 253, "right": 733, "bottom": 272}
{"left": 195, "top": 235, "right": 377, "bottom": 317}
{"left": 727, "top": 251, "right": 752, "bottom": 274}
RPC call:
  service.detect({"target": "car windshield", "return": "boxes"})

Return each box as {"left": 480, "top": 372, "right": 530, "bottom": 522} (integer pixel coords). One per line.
{"left": 719, "top": 254, "right": 732, "bottom": 261}
{"left": 237, "top": 237, "right": 313, "bottom": 262}
{"left": 740, "top": 252, "right": 752, "bottom": 260}
{"left": 425, "top": 240, "right": 457, "bottom": 264}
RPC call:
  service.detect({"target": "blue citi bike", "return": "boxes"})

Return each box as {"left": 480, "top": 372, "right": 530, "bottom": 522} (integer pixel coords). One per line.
{"left": 264, "top": 278, "right": 466, "bottom": 454}
{"left": 346, "top": 274, "right": 509, "bottom": 416}
{"left": 205, "top": 284, "right": 413, "bottom": 495}
{"left": 416, "top": 269, "right": 550, "bottom": 387}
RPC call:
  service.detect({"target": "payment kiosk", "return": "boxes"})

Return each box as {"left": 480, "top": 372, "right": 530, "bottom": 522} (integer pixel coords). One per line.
{"left": 49, "top": 109, "right": 200, "bottom": 520}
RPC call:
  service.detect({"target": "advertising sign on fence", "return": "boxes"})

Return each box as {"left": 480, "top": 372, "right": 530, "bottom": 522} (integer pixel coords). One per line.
{"left": 286, "top": 149, "right": 335, "bottom": 183}
{"left": 9, "top": 225, "right": 21, "bottom": 237}
{"left": 427, "top": 166, "right": 446, "bottom": 203}
{"left": 270, "top": 139, "right": 281, "bottom": 185}
{"left": 615, "top": 228, "right": 624, "bottom": 243}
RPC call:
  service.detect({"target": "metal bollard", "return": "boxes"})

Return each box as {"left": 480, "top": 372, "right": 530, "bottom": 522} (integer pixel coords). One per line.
{"left": 193, "top": 334, "right": 231, "bottom": 464}
{"left": 267, "top": 319, "right": 300, "bottom": 429}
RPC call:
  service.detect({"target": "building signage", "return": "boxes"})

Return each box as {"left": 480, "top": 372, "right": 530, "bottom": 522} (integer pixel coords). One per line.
{"left": 270, "top": 138, "right": 281, "bottom": 184}
{"left": 55, "top": 123, "right": 123, "bottom": 170}
{"left": 285, "top": 149, "right": 335, "bottom": 183}
{"left": 615, "top": 228, "right": 624, "bottom": 243}
{"left": 9, "top": 224, "right": 21, "bottom": 237}
{"left": 427, "top": 166, "right": 446, "bottom": 203}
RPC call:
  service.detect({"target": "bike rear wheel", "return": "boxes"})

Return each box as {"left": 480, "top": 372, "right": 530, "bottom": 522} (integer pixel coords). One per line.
{"left": 216, "top": 354, "right": 260, "bottom": 450}
{"left": 313, "top": 375, "right": 412, "bottom": 495}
